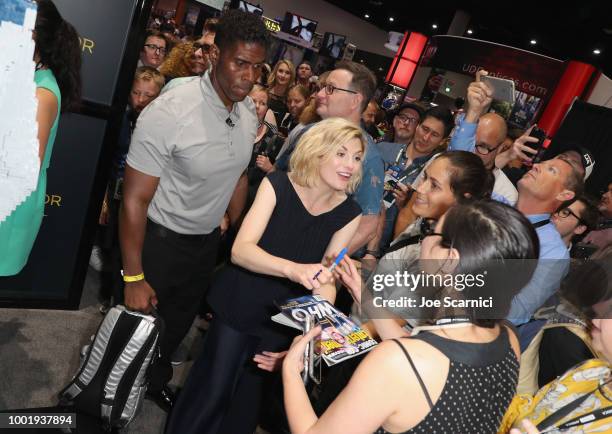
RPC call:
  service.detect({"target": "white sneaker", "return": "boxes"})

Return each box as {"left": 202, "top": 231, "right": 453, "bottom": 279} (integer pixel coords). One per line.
{"left": 89, "top": 245, "right": 105, "bottom": 272}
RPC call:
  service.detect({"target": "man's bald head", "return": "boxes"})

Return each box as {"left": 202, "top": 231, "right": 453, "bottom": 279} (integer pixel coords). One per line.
{"left": 474, "top": 113, "right": 507, "bottom": 170}
{"left": 479, "top": 113, "right": 507, "bottom": 144}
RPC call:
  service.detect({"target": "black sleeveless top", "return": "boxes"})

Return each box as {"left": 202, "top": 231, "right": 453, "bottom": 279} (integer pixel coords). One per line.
{"left": 376, "top": 327, "right": 519, "bottom": 434}
{"left": 208, "top": 171, "right": 362, "bottom": 334}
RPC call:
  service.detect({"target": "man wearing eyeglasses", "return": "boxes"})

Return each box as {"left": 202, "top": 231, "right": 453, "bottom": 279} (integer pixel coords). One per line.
{"left": 274, "top": 62, "right": 384, "bottom": 256}
{"left": 196, "top": 18, "right": 218, "bottom": 71}
{"left": 376, "top": 102, "right": 423, "bottom": 164}
{"left": 139, "top": 29, "right": 168, "bottom": 69}
{"left": 552, "top": 196, "right": 599, "bottom": 250}
{"left": 448, "top": 70, "right": 518, "bottom": 205}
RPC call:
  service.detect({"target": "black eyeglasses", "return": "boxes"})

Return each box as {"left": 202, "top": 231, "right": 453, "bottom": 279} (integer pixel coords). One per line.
{"left": 555, "top": 207, "right": 585, "bottom": 224}
{"left": 323, "top": 84, "right": 358, "bottom": 95}
{"left": 475, "top": 142, "right": 501, "bottom": 156}
{"left": 144, "top": 44, "right": 167, "bottom": 55}
{"left": 396, "top": 114, "right": 419, "bottom": 125}
{"left": 193, "top": 42, "right": 211, "bottom": 52}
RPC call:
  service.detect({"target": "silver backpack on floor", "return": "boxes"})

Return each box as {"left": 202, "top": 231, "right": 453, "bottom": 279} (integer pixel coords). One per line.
{"left": 59, "top": 305, "right": 163, "bottom": 430}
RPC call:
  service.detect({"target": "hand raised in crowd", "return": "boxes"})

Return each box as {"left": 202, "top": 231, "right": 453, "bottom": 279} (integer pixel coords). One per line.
{"left": 253, "top": 350, "right": 288, "bottom": 372}
{"left": 465, "top": 69, "right": 494, "bottom": 122}
{"left": 393, "top": 182, "right": 413, "bottom": 208}
{"left": 333, "top": 256, "right": 363, "bottom": 304}
{"left": 285, "top": 262, "right": 333, "bottom": 290}
{"left": 256, "top": 155, "right": 274, "bottom": 173}
{"left": 124, "top": 280, "right": 158, "bottom": 314}
{"left": 282, "top": 325, "right": 322, "bottom": 376}
{"left": 496, "top": 125, "right": 539, "bottom": 169}
{"left": 510, "top": 419, "right": 541, "bottom": 434}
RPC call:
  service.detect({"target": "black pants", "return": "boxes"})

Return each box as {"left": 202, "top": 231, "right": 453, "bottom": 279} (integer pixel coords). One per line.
{"left": 143, "top": 219, "right": 220, "bottom": 392}
{"left": 167, "top": 316, "right": 297, "bottom": 434}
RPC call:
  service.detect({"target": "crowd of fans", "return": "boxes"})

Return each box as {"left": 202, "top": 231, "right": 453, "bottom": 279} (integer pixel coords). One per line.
{"left": 46, "top": 5, "right": 612, "bottom": 434}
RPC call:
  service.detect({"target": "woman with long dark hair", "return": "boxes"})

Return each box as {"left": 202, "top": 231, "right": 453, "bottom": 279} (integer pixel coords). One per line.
{"left": 311, "top": 151, "right": 496, "bottom": 412}
{"left": 283, "top": 200, "right": 540, "bottom": 434}
{"left": 0, "top": 0, "right": 81, "bottom": 276}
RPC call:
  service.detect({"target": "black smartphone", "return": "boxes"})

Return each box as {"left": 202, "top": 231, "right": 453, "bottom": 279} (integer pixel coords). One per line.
{"left": 526, "top": 126, "right": 547, "bottom": 164}
{"left": 386, "top": 179, "right": 398, "bottom": 190}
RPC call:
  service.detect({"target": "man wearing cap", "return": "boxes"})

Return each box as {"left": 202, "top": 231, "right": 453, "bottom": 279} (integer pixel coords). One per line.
{"left": 496, "top": 142, "right": 596, "bottom": 183}
{"left": 375, "top": 102, "right": 424, "bottom": 168}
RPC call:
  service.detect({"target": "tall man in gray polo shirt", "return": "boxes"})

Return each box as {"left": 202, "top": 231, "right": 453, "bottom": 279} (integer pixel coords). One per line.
{"left": 119, "top": 10, "right": 269, "bottom": 410}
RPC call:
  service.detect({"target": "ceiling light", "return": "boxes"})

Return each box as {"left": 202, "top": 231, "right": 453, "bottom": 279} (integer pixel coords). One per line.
{"left": 593, "top": 49, "right": 601, "bottom": 55}
{"left": 364, "top": 14, "right": 370, "bottom": 19}
{"left": 530, "top": 39, "right": 537, "bottom": 45}
{"left": 389, "top": 17, "right": 394, "bottom": 22}
{"left": 432, "top": 24, "right": 438, "bottom": 29}
{"left": 467, "top": 29, "right": 473, "bottom": 34}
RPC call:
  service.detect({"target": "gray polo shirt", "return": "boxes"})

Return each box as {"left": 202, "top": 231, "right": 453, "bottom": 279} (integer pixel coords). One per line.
{"left": 127, "top": 71, "right": 257, "bottom": 234}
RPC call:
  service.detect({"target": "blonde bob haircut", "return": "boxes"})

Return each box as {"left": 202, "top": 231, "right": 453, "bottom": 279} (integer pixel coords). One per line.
{"left": 289, "top": 118, "right": 366, "bottom": 193}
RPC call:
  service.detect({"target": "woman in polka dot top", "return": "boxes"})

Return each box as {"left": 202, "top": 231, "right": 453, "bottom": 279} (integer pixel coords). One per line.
{"left": 282, "top": 200, "right": 540, "bottom": 434}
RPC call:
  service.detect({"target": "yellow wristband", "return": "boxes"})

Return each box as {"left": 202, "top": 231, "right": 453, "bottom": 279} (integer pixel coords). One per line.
{"left": 122, "top": 272, "right": 145, "bottom": 283}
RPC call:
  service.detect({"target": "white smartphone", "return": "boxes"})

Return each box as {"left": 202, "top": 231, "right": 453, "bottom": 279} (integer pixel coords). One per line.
{"left": 481, "top": 76, "right": 515, "bottom": 104}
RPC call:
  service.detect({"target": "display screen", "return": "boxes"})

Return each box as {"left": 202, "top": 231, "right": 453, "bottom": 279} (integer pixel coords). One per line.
{"left": 320, "top": 32, "right": 346, "bottom": 59}
{"left": 281, "top": 12, "right": 318, "bottom": 42}
{"left": 237, "top": 0, "right": 263, "bottom": 16}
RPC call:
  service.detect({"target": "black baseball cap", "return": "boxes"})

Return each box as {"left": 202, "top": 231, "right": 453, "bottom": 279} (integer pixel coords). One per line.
{"left": 563, "top": 145, "right": 596, "bottom": 180}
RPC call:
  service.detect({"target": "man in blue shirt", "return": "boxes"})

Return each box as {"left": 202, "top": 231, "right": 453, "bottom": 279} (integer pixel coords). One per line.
{"left": 448, "top": 70, "right": 518, "bottom": 205}
{"left": 376, "top": 102, "right": 423, "bottom": 166}
{"left": 369, "top": 106, "right": 454, "bottom": 254}
{"left": 508, "top": 147, "right": 585, "bottom": 326}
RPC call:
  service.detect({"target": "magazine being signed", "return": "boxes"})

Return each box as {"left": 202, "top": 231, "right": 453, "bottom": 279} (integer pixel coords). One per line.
{"left": 272, "top": 295, "right": 377, "bottom": 366}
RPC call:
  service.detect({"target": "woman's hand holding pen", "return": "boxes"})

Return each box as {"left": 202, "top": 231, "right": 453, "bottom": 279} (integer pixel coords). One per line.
{"left": 285, "top": 263, "right": 333, "bottom": 290}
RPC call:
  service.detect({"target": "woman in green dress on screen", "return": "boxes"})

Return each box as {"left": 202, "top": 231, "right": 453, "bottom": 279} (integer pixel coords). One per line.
{"left": 0, "top": 0, "right": 81, "bottom": 276}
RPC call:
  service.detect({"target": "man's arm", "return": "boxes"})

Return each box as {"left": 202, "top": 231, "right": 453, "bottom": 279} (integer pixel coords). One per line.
{"left": 348, "top": 214, "right": 380, "bottom": 256}
{"left": 507, "top": 240, "right": 570, "bottom": 325}
{"left": 360, "top": 208, "right": 386, "bottom": 259}
{"left": 448, "top": 70, "right": 493, "bottom": 152}
{"left": 119, "top": 166, "right": 160, "bottom": 313}
{"left": 348, "top": 143, "right": 385, "bottom": 255}
{"left": 226, "top": 172, "right": 248, "bottom": 228}
{"left": 119, "top": 94, "right": 174, "bottom": 313}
